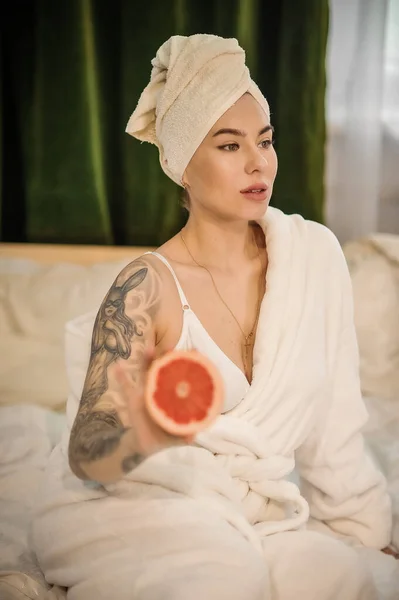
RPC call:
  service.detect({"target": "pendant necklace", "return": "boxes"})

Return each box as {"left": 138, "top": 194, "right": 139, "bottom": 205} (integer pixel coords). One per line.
{"left": 180, "top": 228, "right": 264, "bottom": 381}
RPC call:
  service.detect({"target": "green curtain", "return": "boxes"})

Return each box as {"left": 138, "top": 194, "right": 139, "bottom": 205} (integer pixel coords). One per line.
{"left": 0, "top": 0, "right": 329, "bottom": 246}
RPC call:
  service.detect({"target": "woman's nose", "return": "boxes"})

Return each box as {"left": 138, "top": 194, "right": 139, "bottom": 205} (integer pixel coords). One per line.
{"left": 245, "top": 148, "right": 268, "bottom": 173}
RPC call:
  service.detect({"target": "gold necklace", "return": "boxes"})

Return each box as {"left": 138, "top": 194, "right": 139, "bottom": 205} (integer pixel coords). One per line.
{"left": 180, "top": 228, "right": 264, "bottom": 380}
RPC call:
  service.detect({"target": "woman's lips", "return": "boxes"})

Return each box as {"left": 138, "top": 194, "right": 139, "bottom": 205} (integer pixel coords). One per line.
{"left": 240, "top": 188, "right": 268, "bottom": 201}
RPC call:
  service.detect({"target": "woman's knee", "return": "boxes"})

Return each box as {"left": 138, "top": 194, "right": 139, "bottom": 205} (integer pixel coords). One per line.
{"left": 327, "top": 539, "right": 378, "bottom": 599}
{"left": 65, "top": 518, "right": 269, "bottom": 600}
{"left": 262, "top": 530, "right": 377, "bottom": 599}
{"left": 67, "top": 543, "right": 268, "bottom": 600}
{"left": 134, "top": 549, "right": 268, "bottom": 600}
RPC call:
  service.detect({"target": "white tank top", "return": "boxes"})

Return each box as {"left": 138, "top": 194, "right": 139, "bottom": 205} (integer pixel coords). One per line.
{"left": 148, "top": 252, "right": 250, "bottom": 413}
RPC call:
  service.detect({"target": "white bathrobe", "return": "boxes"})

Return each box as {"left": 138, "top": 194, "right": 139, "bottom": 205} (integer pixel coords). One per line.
{"left": 32, "top": 208, "right": 396, "bottom": 600}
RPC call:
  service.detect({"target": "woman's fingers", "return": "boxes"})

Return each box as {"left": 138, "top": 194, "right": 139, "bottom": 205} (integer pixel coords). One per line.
{"left": 114, "top": 351, "right": 195, "bottom": 450}
{"left": 183, "top": 434, "right": 195, "bottom": 444}
{"left": 381, "top": 546, "right": 399, "bottom": 559}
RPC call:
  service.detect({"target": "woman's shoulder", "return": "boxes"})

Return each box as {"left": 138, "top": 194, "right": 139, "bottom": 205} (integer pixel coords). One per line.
{"left": 275, "top": 208, "right": 344, "bottom": 263}
{"left": 305, "top": 219, "right": 342, "bottom": 257}
{"left": 267, "top": 207, "right": 348, "bottom": 280}
{"left": 108, "top": 251, "right": 182, "bottom": 346}
{"left": 113, "top": 251, "right": 173, "bottom": 285}
{"left": 104, "top": 253, "right": 176, "bottom": 321}
{"left": 296, "top": 215, "right": 349, "bottom": 283}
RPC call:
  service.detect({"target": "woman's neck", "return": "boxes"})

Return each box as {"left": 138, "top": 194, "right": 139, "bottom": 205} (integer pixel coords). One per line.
{"left": 181, "top": 213, "right": 262, "bottom": 273}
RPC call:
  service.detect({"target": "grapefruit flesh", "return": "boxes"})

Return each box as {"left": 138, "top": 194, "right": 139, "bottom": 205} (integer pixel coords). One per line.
{"left": 145, "top": 350, "right": 224, "bottom": 437}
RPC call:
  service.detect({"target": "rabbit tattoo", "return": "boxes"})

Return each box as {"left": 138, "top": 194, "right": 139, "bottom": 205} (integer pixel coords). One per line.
{"left": 84, "top": 267, "right": 148, "bottom": 401}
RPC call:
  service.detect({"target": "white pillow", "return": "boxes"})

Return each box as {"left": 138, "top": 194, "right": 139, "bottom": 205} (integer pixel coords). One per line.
{"left": 0, "top": 259, "right": 131, "bottom": 343}
{"left": 344, "top": 234, "right": 399, "bottom": 400}
{"left": 0, "top": 258, "right": 134, "bottom": 410}
{"left": 0, "top": 257, "right": 40, "bottom": 275}
{"left": 0, "top": 336, "right": 67, "bottom": 410}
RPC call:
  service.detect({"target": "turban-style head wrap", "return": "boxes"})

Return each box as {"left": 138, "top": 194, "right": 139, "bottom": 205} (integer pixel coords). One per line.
{"left": 126, "top": 34, "right": 270, "bottom": 186}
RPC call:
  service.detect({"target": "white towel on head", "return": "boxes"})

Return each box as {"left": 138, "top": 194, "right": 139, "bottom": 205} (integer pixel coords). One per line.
{"left": 125, "top": 33, "right": 270, "bottom": 186}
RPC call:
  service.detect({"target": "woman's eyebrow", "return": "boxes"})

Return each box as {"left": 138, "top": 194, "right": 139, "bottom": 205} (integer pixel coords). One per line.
{"left": 212, "top": 125, "right": 274, "bottom": 138}
{"left": 212, "top": 128, "right": 245, "bottom": 137}
{"left": 259, "top": 125, "right": 274, "bottom": 136}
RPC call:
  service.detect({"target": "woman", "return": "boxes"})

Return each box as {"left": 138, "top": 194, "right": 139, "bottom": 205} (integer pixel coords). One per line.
{"left": 32, "top": 34, "right": 397, "bottom": 600}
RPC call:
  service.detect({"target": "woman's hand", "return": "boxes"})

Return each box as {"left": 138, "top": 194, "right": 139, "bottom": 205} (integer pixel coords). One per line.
{"left": 113, "top": 349, "right": 194, "bottom": 460}
{"left": 381, "top": 546, "right": 399, "bottom": 559}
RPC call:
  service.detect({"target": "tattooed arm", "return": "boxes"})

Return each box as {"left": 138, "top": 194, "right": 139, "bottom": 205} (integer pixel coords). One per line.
{"left": 68, "top": 257, "right": 162, "bottom": 484}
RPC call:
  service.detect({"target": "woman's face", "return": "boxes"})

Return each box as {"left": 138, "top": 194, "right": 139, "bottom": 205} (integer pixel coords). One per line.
{"left": 183, "top": 93, "right": 278, "bottom": 221}
{"left": 104, "top": 294, "right": 122, "bottom": 317}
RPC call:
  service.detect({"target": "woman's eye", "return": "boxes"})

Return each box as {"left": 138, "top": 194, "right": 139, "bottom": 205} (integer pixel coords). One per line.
{"left": 219, "top": 143, "right": 239, "bottom": 151}
{"left": 260, "top": 138, "right": 274, "bottom": 149}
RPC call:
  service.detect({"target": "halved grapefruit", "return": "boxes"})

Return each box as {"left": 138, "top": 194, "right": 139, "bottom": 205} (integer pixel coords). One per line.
{"left": 145, "top": 350, "right": 224, "bottom": 437}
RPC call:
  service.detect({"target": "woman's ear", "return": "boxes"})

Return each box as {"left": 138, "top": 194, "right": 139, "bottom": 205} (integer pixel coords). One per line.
{"left": 181, "top": 169, "right": 189, "bottom": 189}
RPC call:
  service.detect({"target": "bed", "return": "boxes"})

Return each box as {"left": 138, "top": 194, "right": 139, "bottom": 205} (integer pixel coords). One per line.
{"left": 0, "top": 237, "right": 398, "bottom": 599}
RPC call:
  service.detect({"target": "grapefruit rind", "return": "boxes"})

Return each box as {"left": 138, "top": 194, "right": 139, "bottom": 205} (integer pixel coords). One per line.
{"left": 145, "top": 350, "right": 224, "bottom": 436}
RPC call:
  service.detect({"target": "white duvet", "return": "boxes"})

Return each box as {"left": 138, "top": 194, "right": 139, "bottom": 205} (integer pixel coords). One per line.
{"left": 0, "top": 406, "right": 66, "bottom": 599}
{"left": 0, "top": 397, "right": 397, "bottom": 599}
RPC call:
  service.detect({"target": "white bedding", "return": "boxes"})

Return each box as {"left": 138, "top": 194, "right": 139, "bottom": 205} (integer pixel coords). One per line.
{"left": 363, "top": 396, "right": 399, "bottom": 551}
{"left": 0, "top": 396, "right": 397, "bottom": 599}
{"left": 0, "top": 406, "right": 66, "bottom": 599}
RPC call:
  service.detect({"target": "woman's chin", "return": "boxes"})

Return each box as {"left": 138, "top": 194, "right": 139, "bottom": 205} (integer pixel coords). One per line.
{"left": 240, "top": 200, "right": 269, "bottom": 220}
